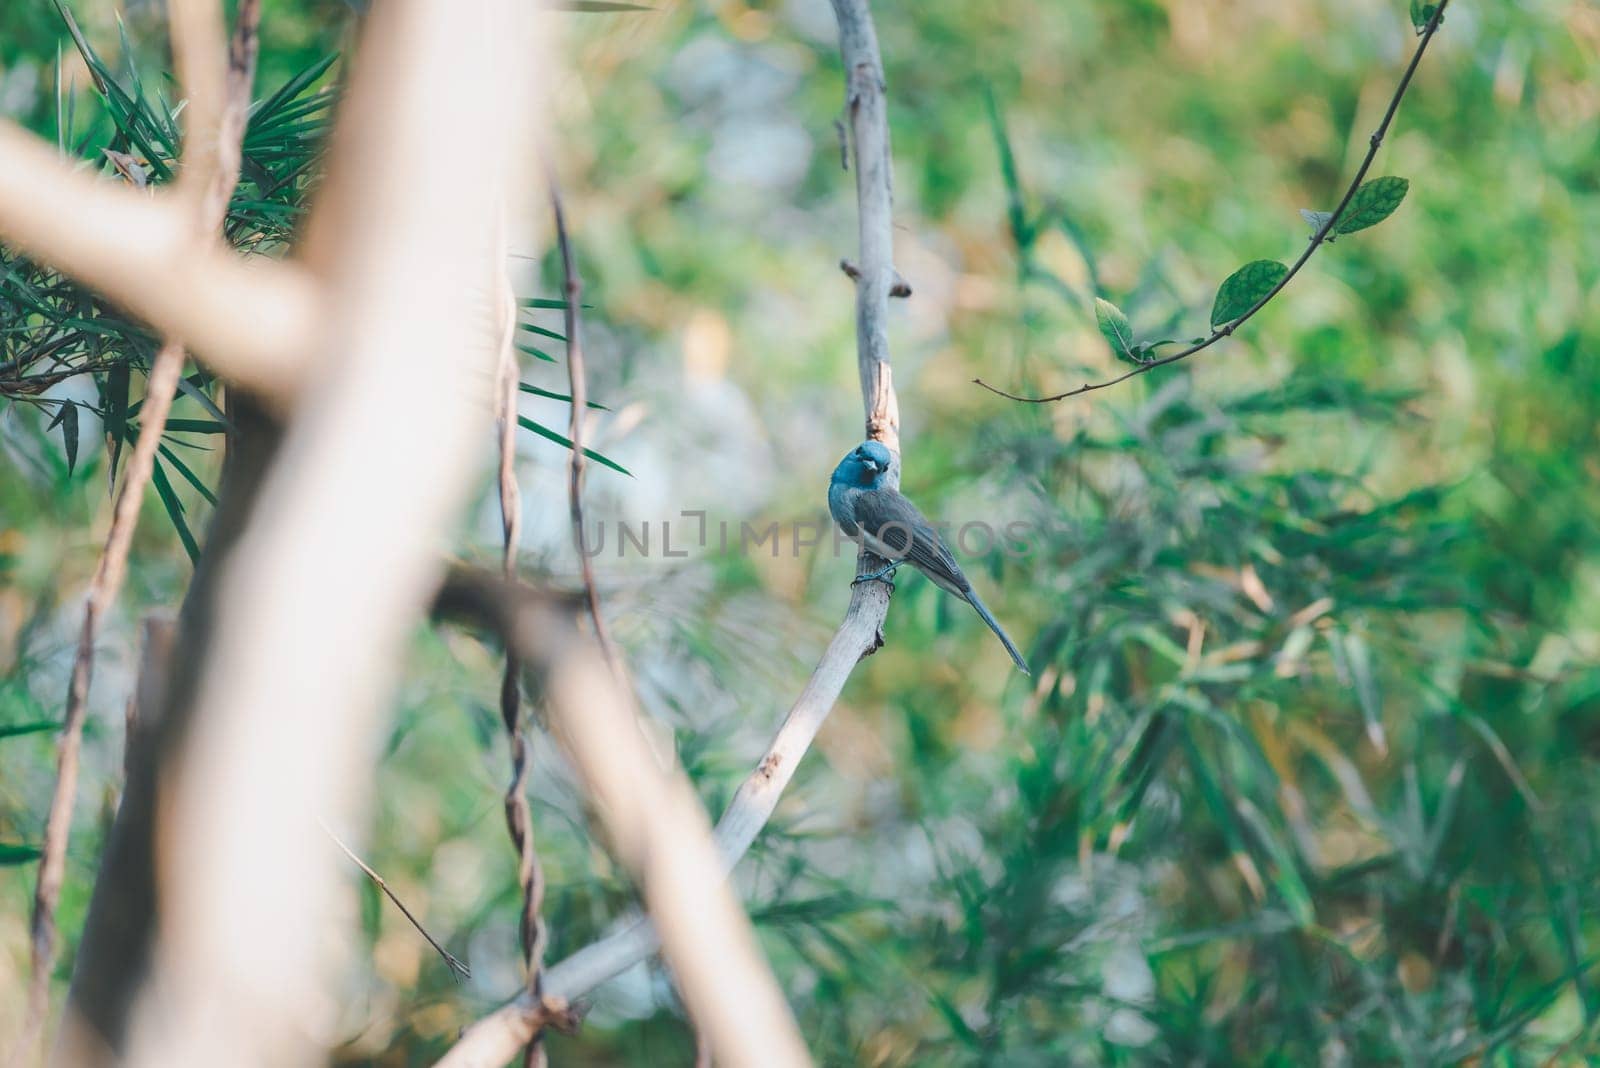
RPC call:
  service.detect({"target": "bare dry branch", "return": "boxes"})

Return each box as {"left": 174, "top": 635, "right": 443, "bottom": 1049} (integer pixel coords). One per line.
{"left": 0, "top": 124, "right": 316, "bottom": 402}
{"left": 11, "top": 6, "right": 263, "bottom": 1062}
{"left": 434, "top": 1, "right": 903, "bottom": 1062}
{"left": 115, "top": 2, "right": 544, "bottom": 1064}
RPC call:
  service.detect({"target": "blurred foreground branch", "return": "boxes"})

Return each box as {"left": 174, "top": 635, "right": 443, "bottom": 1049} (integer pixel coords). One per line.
{"left": 0, "top": 125, "right": 315, "bottom": 402}
{"left": 12, "top": 4, "right": 262, "bottom": 1063}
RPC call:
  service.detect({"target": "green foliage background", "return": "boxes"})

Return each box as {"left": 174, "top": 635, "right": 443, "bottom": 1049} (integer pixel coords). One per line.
{"left": 2, "top": 1, "right": 1598, "bottom": 1064}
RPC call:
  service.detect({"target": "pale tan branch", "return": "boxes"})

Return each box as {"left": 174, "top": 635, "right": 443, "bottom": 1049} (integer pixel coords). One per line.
{"left": 433, "top": 1, "right": 903, "bottom": 1063}
{"left": 11, "top": 5, "right": 264, "bottom": 1062}
{"left": 168, "top": 0, "right": 228, "bottom": 201}
{"left": 119, "top": 2, "right": 543, "bottom": 1064}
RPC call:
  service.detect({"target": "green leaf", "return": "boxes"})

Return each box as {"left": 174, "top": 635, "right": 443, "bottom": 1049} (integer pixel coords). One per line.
{"left": 157, "top": 444, "right": 218, "bottom": 506}
{"left": 1093, "top": 297, "right": 1136, "bottom": 361}
{"left": 985, "top": 88, "right": 1033, "bottom": 249}
{"left": 0, "top": 720, "right": 61, "bottom": 740}
{"left": 104, "top": 362, "right": 129, "bottom": 484}
{"left": 149, "top": 457, "right": 201, "bottom": 562}
{"left": 518, "top": 322, "right": 567, "bottom": 343}
{"left": 1335, "top": 176, "right": 1409, "bottom": 235}
{"left": 249, "top": 53, "right": 339, "bottom": 129}
{"left": 516, "top": 416, "right": 631, "bottom": 476}
{"left": 0, "top": 842, "right": 42, "bottom": 865}
{"left": 1210, "top": 259, "right": 1289, "bottom": 327}
{"left": 518, "top": 383, "right": 610, "bottom": 410}
{"left": 163, "top": 419, "right": 228, "bottom": 435}
{"left": 48, "top": 401, "right": 80, "bottom": 475}
{"left": 1409, "top": 0, "right": 1440, "bottom": 31}
{"left": 519, "top": 297, "right": 589, "bottom": 310}
{"left": 516, "top": 343, "right": 557, "bottom": 363}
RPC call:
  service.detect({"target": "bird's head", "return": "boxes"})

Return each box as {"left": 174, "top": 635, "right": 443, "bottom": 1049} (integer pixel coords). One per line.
{"left": 832, "top": 439, "right": 894, "bottom": 487}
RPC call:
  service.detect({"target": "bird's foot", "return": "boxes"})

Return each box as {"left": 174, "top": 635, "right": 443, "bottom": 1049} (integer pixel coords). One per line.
{"left": 852, "top": 563, "right": 900, "bottom": 588}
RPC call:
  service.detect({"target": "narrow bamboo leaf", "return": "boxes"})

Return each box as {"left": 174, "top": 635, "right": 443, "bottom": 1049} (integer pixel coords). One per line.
{"left": 518, "top": 322, "right": 567, "bottom": 343}
{"left": 1093, "top": 297, "right": 1136, "bottom": 361}
{"left": 163, "top": 419, "right": 228, "bottom": 435}
{"left": 518, "top": 382, "right": 610, "bottom": 410}
{"left": 516, "top": 416, "right": 631, "bottom": 476}
{"left": 1234, "top": 798, "right": 1315, "bottom": 927}
{"left": 0, "top": 842, "right": 42, "bottom": 865}
{"left": 149, "top": 457, "right": 201, "bottom": 562}
{"left": 519, "top": 297, "right": 589, "bottom": 310}
{"left": 985, "top": 88, "right": 1032, "bottom": 249}
{"left": 516, "top": 343, "right": 557, "bottom": 363}
{"left": 1336, "top": 177, "right": 1410, "bottom": 235}
{"left": 104, "top": 362, "right": 128, "bottom": 487}
{"left": 1210, "top": 259, "right": 1289, "bottom": 327}
{"left": 47, "top": 402, "right": 80, "bottom": 475}
{"left": 1340, "top": 630, "right": 1385, "bottom": 752}
{"left": 0, "top": 720, "right": 61, "bottom": 740}
{"left": 61, "top": 401, "right": 78, "bottom": 474}
{"left": 249, "top": 53, "right": 339, "bottom": 128}
{"left": 157, "top": 444, "right": 218, "bottom": 506}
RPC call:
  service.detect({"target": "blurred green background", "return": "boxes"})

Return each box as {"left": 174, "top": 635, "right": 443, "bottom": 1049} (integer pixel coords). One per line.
{"left": 3, "top": 0, "right": 1599, "bottom": 1064}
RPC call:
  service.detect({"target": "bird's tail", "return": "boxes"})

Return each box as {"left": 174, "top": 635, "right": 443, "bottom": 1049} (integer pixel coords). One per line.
{"left": 965, "top": 589, "right": 1030, "bottom": 674}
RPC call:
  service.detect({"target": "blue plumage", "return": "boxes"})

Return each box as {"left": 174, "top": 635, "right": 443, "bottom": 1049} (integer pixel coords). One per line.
{"left": 828, "top": 440, "right": 1029, "bottom": 674}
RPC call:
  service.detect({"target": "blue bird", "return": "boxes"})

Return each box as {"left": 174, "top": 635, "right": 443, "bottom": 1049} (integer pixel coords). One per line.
{"left": 828, "top": 440, "right": 1029, "bottom": 674}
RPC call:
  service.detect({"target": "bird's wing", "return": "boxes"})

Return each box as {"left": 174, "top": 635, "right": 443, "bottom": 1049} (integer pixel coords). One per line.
{"left": 851, "top": 488, "right": 971, "bottom": 596}
{"left": 827, "top": 481, "right": 860, "bottom": 537}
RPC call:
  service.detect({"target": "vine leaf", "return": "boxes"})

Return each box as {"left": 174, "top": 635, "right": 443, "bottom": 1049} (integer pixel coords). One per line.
{"left": 1409, "top": 1, "right": 1441, "bottom": 32}
{"left": 1093, "top": 297, "right": 1137, "bottom": 362}
{"left": 1210, "top": 260, "right": 1288, "bottom": 328}
{"left": 1336, "top": 176, "right": 1410, "bottom": 235}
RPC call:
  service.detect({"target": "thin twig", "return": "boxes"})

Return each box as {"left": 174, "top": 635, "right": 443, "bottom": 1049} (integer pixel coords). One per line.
{"left": 973, "top": 0, "right": 1451, "bottom": 403}
{"left": 495, "top": 258, "right": 548, "bottom": 1068}
{"left": 431, "top": 2, "right": 902, "bottom": 1063}
{"left": 13, "top": 4, "right": 262, "bottom": 1060}
{"left": 321, "top": 820, "right": 470, "bottom": 980}
{"left": 547, "top": 175, "right": 623, "bottom": 676}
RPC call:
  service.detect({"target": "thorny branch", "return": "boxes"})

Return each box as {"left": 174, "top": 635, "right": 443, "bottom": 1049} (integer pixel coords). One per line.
{"left": 974, "top": 0, "right": 1451, "bottom": 403}
{"left": 13, "top": 3, "right": 261, "bottom": 1061}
